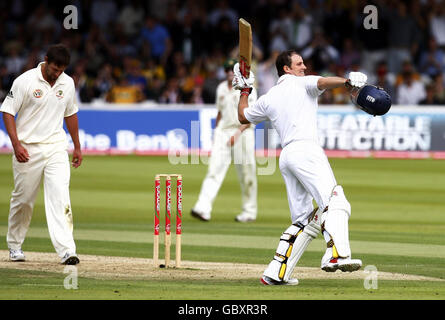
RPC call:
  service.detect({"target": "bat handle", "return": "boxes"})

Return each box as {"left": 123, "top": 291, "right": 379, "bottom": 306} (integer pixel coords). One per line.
{"left": 239, "top": 59, "right": 250, "bottom": 78}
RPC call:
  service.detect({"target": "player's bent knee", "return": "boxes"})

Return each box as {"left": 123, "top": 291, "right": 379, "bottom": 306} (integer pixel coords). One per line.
{"left": 327, "top": 185, "right": 351, "bottom": 216}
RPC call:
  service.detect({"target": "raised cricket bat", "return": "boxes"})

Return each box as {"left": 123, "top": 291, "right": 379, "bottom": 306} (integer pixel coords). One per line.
{"left": 238, "top": 18, "right": 252, "bottom": 78}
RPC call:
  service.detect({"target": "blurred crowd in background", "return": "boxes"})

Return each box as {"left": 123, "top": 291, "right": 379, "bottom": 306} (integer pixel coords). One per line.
{"left": 0, "top": 0, "right": 445, "bottom": 106}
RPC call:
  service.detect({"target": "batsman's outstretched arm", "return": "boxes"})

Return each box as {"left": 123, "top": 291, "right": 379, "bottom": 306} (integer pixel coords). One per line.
{"left": 318, "top": 72, "right": 368, "bottom": 91}
{"left": 238, "top": 94, "right": 250, "bottom": 124}
{"left": 317, "top": 77, "right": 347, "bottom": 90}
{"left": 232, "top": 62, "right": 254, "bottom": 124}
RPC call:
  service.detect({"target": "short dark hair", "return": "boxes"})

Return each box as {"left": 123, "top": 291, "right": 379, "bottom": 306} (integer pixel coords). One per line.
{"left": 275, "top": 50, "right": 299, "bottom": 77}
{"left": 46, "top": 44, "right": 70, "bottom": 67}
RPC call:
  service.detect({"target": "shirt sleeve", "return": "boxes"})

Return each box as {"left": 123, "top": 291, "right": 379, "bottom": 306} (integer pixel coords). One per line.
{"left": 64, "top": 81, "right": 79, "bottom": 117}
{"left": 304, "top": 75, "right": 325, "bottom": 97}
{"left": 244, "top": 94, "right": 268, "bottom": 124}
{"left": 0, "top": 78, "right": 25, "bottom": 116}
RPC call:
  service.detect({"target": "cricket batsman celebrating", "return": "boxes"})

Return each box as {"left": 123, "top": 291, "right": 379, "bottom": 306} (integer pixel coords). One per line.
{"left": 233, "top": 49, "right": 390, "bottom": 285}
{"left": 1, "top": 44, "right": 82, "bottom": 265}
{"left": 191, "top": 58, "right": 258, "bottom": 222}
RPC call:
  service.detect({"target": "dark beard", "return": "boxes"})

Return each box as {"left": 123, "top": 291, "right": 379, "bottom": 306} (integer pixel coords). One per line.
{"left": 44, "top": 64, "right": 56, "bottom": 83}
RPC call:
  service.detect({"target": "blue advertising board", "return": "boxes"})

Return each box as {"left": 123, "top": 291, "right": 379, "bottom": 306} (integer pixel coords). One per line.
{"left": 1, "top": 105, "right": 445, "bottom": 154}
{"left": 317, "top": 107, "right": 445, "bottom": 152}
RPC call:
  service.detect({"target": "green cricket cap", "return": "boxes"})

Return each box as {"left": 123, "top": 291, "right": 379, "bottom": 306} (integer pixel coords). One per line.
{"left": 224, "top": 58, "right": 237, "bottom": 70}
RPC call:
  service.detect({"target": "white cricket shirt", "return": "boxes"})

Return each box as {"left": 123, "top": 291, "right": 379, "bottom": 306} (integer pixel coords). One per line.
{"left": 0, "top": 62, "right": 78, "bottom": 144}
{"left": 216, "top": 80, "right": 257, "bottom": 129}
{"left": 244, "top": 74, "right": 324, "bottom": 148}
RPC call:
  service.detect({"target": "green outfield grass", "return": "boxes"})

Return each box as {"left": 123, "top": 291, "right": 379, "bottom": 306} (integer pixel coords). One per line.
{"left": 0, "top": 154, "right": 444, "bottom": 300}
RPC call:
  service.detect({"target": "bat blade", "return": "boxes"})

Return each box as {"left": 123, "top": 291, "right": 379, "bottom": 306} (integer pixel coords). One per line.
{"left": 239, "top": 18, "right": 252, "bottom": 78}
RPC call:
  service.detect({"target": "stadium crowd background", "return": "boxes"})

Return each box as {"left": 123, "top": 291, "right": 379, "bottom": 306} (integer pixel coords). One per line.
{"left": 0, "top": 0, "right": 444, "bottom": 106}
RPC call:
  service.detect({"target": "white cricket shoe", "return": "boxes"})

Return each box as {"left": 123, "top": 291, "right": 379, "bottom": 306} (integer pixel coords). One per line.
{"left": 61, "top": 252, "right": 80, "bottom": 265}
{"left": 321, "top": 256, "right": 362, "bottom": 272}
{"left": 260, "top": 275, "right": 299, "bottom": 286}
{"left": 9, "top": 249, "right": 25, "bottom": 262}
{"left": 190, "top": 209, "right": 210, "bottom": 222}
{"left": 235, "top": 212, "right": 256, "bottom": 223}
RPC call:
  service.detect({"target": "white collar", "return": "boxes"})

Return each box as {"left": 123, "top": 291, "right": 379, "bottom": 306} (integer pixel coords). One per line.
{"left": 37, "top": 62, "right": 67, "bottom": 85}
{"left": 277, "top": 74, "right": 297, "bottom": 84}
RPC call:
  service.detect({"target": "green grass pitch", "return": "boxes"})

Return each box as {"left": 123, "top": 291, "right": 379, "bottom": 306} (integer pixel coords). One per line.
{"left": 0, "top": 154, "right": 444, "bottom": 300}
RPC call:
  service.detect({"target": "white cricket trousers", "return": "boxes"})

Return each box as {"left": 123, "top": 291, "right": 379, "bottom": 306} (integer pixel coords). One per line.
{"left": 279, "top": 141, "right": 337, "bottom": 225}
{"left": 6, "top": 141, "right": 76, "bottom": 258}
{"left": 193, "top": 127, "right": 257, "bottom": 218}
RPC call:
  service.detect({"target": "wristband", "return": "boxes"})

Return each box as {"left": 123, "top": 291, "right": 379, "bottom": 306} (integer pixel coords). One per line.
{"left": 240, "top": 87, "right": 252, "bottom": 96}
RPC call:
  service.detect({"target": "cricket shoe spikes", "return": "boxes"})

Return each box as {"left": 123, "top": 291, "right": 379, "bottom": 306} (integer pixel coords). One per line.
{"left": 61, "top": 252, "right": 80, "bottom": 265}
{"left": 321, "top": 257, "right": 362, "bottom": 272}
{"left": 260, "top": 275, "right": 299, "bottom": 286}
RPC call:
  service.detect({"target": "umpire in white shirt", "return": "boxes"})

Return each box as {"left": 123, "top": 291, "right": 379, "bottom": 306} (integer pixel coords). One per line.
{"left": 1, "top": 44, "right": 82, "bottom": 265}
{"left": 191, "top": 59, "right": 258, "bottom": 222}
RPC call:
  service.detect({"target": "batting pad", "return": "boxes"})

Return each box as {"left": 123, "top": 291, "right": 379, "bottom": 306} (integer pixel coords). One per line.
{"left": 323, "top": 186, "right": 351, "bottom": 258}
{"left": 263, "top": 218, "right": 321, "bottom": 282}
{"left": 263, "top": 224, "right": 302, "bottom": 281}
{"left": 283, "top": 220, "right": 320, "bottom": 282}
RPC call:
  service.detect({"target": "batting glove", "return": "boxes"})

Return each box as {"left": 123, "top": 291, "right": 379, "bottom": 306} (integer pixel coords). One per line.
{"left": 232, "top": 63, "right": 255, "bottom": 95}
{"left": 346, "top": 72, "right": 367, "bottom": 89}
